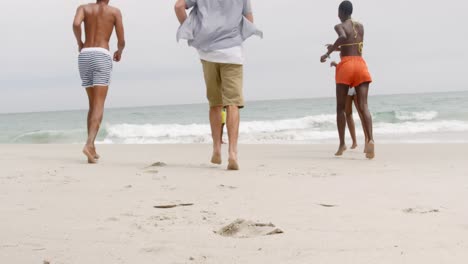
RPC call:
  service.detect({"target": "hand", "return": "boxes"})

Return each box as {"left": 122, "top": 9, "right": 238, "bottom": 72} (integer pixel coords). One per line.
{"left": 320, "top": 54, "right": 329, "bottom": 63}
{"left": 113, "top": 51, "right": 122, "bottom": 62}
{"left": 78, "top": 42, "right": 84, "bottom": 52}
{"left": 330, "top": 61, "right": 338, "bottom": 67}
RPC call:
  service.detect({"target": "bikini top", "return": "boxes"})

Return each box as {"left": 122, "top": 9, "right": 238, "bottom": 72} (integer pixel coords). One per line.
{"left": 338, "top": 19, "right": 364, "bottom": 55}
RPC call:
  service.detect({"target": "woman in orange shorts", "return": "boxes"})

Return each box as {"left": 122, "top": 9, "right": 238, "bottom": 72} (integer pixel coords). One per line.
{"left": 331, "top": 61, "right": 369, "bottom": 150}
{"left": 321, "top": 0, "right": 375, "bottom": 159}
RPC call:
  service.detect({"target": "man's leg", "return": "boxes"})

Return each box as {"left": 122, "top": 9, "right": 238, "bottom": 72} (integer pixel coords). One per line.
{"left": 225, "top": 105, "right": 240, "bottom": 169}
{"left": 85, "top": 88, "right": 94, "bottom": 153}
{"left": 209, "top": 106, "right": 223, "bottom": 164}
{"left": 336, "top": 84, "right": 349, "bottom": 156}
{"left": 83, "top": 86, "right": 108, "bottom": 163}
{"left": 85, "top": 88, "right": 100, "bottom": 159}
{"left": 345, "top": 94, "right": 358, "bottom": 149}
{"left": 219, "top": 63, "right": 243, "bottom": 170}
{"left": 355, "top": 82, "right": 375, "bottom": 159}
{"left": 202, "top": 60, "right": 224, "bottom": 165}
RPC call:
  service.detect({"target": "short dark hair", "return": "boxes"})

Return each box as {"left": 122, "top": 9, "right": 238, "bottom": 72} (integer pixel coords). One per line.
{"left": 339, "top": 1, "right": 353, "bottom": 17}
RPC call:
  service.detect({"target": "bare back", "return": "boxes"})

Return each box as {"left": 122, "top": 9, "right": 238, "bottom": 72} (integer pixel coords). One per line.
{"left": 338, "top": 20, "right": 364, "bottom": 57}
{"left": 81, "top": 4, "right": 119, "bottom": 50}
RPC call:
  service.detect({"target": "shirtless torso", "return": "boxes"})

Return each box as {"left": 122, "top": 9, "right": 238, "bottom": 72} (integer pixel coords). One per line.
{"left": 335, "top": 19, "right": 364, "bottom": 57}
{"left": 73, "top": 1, "right": 125, "bottom": 61}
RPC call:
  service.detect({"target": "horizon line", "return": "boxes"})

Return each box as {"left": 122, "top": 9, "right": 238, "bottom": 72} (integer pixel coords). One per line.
{"left": 1, "top": 89, "right": 467, "bottom": 115}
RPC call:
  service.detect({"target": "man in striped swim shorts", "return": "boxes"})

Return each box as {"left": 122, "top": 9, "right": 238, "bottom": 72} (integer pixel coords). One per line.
{"left": 73, "top": 0, "right": 126, "bottom": 163}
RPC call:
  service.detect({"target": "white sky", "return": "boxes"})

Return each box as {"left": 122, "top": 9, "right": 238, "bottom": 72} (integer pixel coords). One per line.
{"left": 0, "top": 0, "right": 467, "bottom": 113}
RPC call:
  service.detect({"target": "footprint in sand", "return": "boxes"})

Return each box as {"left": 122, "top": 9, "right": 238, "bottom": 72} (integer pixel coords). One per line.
{"left": 201, "top": 210, "right": 217, "bottom": 216}
{"left": 403, "top": 207, "right": 440, "bottom": 214}
{"left": 218, "top": 184, "right": 238, "bottom": 190}
{"left": 149, "top": 162, "right": 167, "bottom": 167}
{"left": 154, "top": 203, "right": 194, "bottom": 209}
{"left": 318, "top": 203, "right": 338, "bottom": 208}
{"left": 142, "top": 162, "right": 166, "bottom": 174}
{"left": 141, "top": 247, "right": 165, "bottom": 254}
{"left": 201, "top": 210, "right": 217, "bottom": 221}
{"left": 106, "top": 217, "right": 120, "bottom": 222}
{"left": 216, "top": 219, "right": 284, "bottom": 238}
{"left": 189, "top": 256, "right": 208, "bottom": 262}
{"left": 149, "top": 215, "right": 173, "bottom": 221}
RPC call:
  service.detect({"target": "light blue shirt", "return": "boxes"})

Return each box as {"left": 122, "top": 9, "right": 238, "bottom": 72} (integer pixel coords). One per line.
{"left": 177, "top": 0, "right": 263, "bottom": 52}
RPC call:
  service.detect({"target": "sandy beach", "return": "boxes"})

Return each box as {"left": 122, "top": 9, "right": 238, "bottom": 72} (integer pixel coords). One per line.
{"left": 0, "top": 144, "right": 467, "bottom": 263}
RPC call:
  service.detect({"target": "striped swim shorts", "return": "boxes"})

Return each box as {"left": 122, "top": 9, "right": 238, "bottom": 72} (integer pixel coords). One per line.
{"left": 78, "top": 47, "right": 113, "bottom": 88}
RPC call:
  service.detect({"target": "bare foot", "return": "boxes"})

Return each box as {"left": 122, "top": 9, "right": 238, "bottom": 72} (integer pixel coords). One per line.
{"left": 227, "top": 159, "right": 239, "bottom": 170}
{"left": 365, "top": 140, "right": 375, "bottom": 159}
{"left": 211, "top": 153, "right": 222, "bottom": 165}
{"left": 93, "top": 148, "right": 100, "bottom": 159}
{"left": 334, "top": 145, "right": 347, "bottom": 156}
{"left": 83, "top": 146, "right": 97, "bottom": 164}
{"left": 87, "top": 145, "right": 100, "bottom": 159}
{"left": 364, "top": 142, "right": 369, "bottom": 153}
{"left": 351, "top": 142, "right": 358, "bottom": 149}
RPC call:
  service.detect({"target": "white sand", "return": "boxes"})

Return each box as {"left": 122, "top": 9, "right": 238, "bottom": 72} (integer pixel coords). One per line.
{"left": 0, "top": 144, "right": 467, "bottom": 263}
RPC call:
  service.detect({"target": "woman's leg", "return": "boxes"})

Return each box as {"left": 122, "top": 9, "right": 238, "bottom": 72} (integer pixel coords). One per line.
{"left": 353, "top": 95, "right": 369, "bottom": 151}
{"left": 345, "top": 94, "right": 358, "bottom": 149}
{"left": 355, "top": 82, "right": 375, "bottom": 159}
{"left": 336, "top": 84, "right": 350, "bottom": 156}
{"left": 220, "top": 123, "right": 225, "bottom": 144}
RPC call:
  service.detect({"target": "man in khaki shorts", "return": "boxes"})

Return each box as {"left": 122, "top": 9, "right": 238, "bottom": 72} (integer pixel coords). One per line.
{"left": 175, "top": 0, "right": 262, "bottom": 170}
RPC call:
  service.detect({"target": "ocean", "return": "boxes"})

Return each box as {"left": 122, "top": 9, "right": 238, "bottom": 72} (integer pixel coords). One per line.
{"left": 1, "top": 91, "right": 467, "bottom": 144}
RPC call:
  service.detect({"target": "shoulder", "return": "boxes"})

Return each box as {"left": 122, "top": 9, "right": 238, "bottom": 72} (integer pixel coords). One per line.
{"left": 354, "top": 21, "right": 364, "bottom": 33}
{"left": 352, "top": 20, "right": 364, "bottom": 28}
{"left": 109, "top": 5, "right": 122, "bottom": 16}
{"left": 76, "top": 4, "right": 87, "bottom": 11}
{"left": 334, "top": 23, "right": 345, "bottom": 29}
{"left": 110, "top": 6, "right": 121, "bottom": 13}
{"left": 358, "top": 22, "right": 364, "bottom": 30}
{"left": 78, "top": 3, "right": 95, "bottom": 13}
{"left": 334, "top": 24, "right": 344, "bottom": 31}
{"left": 75, "top": 4, "right": 88, "bottom": 16}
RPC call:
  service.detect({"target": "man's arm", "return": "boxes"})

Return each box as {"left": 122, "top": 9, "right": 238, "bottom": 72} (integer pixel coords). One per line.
{"left": 73, "top": 6, "right": 85, "bottom": 52}
{"left": 175, "top": 0, "right": 188, "bottom": 25}
{"left": 245, "top": 13, "right": 254, "bottom": 23}
{"left": 243, "top": 0, "right": 254, "bottom": 23}
{"left": 113, "top": 8, "right": 125, "bottom": 62}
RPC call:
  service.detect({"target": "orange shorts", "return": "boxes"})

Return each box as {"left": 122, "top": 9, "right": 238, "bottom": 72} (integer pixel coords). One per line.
{"left": 336, "top": 56, "right": 372, "bottom": 87}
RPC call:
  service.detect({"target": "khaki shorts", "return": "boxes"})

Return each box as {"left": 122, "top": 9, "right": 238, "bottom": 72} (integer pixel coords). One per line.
{"left": 201, "top": 60, "right": 244, "bottom": 108}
